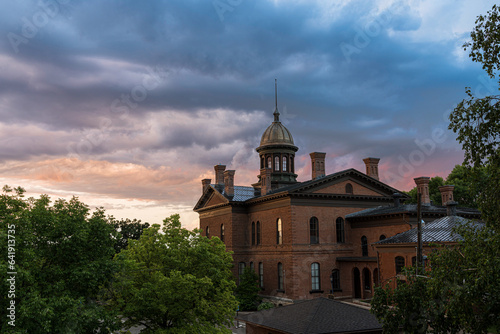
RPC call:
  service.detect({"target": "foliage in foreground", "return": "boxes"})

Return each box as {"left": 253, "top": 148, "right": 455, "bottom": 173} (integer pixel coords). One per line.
{"left": 235, "top": 267, "right": 262, "bottom": 311}
{"left": 371, "top": 222, "right": 500, "bottom": 334}
{"left": 373, "top": 7, "right": 500, "bottom": 333}
{"left": 0, "top": 186, "right": 121, "bottom": 333}
{"left": 109, "top": 214, "right": 238, "bottom": 333}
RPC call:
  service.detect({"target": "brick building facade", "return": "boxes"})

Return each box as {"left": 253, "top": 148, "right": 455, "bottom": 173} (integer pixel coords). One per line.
{"left": 193, "top": 103, "right": 478, "bottom": 303}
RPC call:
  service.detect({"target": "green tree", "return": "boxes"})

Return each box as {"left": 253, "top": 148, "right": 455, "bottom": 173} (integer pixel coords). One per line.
{"left": 235, "top": 267, "right": 262, "bottom": 311}
{"left": 450, "top": 4, "right": 500, "bottom": 230}
{"left": 111, "top": 217, "right": 150, "bottom": 253}
{"left": 109, "top": 214, "right": 237, "bottom": 333}
{"left": 444, "top": 164, "right": 487, "bottom": 209}
{"left": 373, "top": 5, "right": 500, "bottom": 333}
{"left": 371, "top": 268, "right": 430, "bottom": 334}
{"left": 0, "top": 186, "right": 120, "bottom": 333}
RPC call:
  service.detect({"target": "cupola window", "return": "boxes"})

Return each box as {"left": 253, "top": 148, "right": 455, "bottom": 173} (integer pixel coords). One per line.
{"left": 282, "top": 156, "right": 287, "bottom": 171}
{"left": 274, "top": 156, "right": 280, "bottom": 171}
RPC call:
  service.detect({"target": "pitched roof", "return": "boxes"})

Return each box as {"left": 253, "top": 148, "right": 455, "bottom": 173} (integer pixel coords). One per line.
{"left": 346, "top": 204, "right": 481, "bottom": 219}
{"left": 375, "top": 215, "right": 481, "bottom": 245}
{"left": 237, "top": 297, "right": 382, "bottom": 334}
{"left": 216, "top": 185, "right": 256, "bottom": 201}
{"left": 265, "top": 168, "right": 405, "bottom": 197}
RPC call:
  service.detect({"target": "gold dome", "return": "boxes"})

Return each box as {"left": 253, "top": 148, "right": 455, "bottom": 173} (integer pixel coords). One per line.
{"left": 260, "top": 121, "right": 295, "bottom": 146}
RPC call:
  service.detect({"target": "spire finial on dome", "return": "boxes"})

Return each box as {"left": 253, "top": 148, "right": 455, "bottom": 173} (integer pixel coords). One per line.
{"left": 273, "top": 78, "right": 280, "bottom": 122}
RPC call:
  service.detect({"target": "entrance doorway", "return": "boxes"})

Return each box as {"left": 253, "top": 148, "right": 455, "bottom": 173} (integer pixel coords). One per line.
{"left": 353, "top": 267, "right": 361, "bottom": 298}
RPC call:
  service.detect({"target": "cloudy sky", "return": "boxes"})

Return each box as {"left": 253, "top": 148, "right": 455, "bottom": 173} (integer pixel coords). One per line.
{"left": 0, "top": 0, "right": 495, "bottom": 229}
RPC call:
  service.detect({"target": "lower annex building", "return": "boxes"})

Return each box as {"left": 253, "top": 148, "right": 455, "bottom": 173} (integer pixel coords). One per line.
{"left": 193, "top": 100, "right": 478, "bottom": 304}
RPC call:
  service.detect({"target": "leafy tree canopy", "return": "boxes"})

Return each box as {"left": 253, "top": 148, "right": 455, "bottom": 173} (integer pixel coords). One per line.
{"left": 109, "top": 214, "right": 237, "bottom": 333}
{"left": 373, "top": 5, "right": 500, "bottom": 333}
{"left": 235, "top": 267, "right": 262, "bottom": 311}
{"left": 451, "top": 4, "right": 500, "bottom": 230}
{"left": 0, "top": 186, "right": 120, "bottom": 333}
{"left": 110, "top": 217, "right": 150, "bottom": 253}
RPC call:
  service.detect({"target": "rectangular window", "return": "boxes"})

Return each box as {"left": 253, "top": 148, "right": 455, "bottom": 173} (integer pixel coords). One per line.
{"left": 238, "top": 262, "right": 246, "bottom": 284}
{"left": 277, "top": 219, "right": 282, "bottom": 245}
{"left": 311, "top": 263, "right": 320, "bottom": 290}
{"left": 332, "top": 269, "right": 340, "bottom": 291}
{"left": 259, "top": 262, "right": 264, "bottom": 289}
{"left": 278, "top": 263, "right": 284, "bottom": 291}
{"left": 310, "top": 217, "right": 319, "bottom": 244}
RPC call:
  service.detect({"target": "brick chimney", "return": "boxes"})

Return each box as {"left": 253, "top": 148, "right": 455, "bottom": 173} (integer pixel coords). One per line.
{"left": 202, "top": 179, "right": 211, "bottom": 193}
{"left": 260, "top": 168, "right": 272, "bottom": 196}
{"left": 224, "top": 170, "right": 235, "bottom": 197}
{"left": 414, "top": 176, "right": 431, "bottom": 206}
{"left": 363, "top": 157, "right": 380, "bottom": 180}
{"left": 438, "top": 185, "right": 455, "bottom": 205}
{"left": 310, "top": 152, "right": 326, "bottom": 180}
{"left": 214, "top": 164, "right": 226, "bottom": 185}
{"left": 446, "top": 200, "right": 458, "bottom": 216}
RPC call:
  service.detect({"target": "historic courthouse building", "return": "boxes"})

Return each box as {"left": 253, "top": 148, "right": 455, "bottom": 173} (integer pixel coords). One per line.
{"left": 193, "top": 98, "right": 478, "bottom": 303}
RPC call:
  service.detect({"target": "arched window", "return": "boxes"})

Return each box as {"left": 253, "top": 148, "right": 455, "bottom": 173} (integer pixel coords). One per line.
{"left": 395, "top": 256, "right": 405, "bottom": 274}
{"left": 274, "top": 156, "right": 280, "bottom": 171}
{"left": 336, "top": 217, "right": 345, "bottom": 243}
{"left": 259, "top": 262, "right": 264, "bottom": 288}
{"left": 205, "top": 226, "right": 210, "bottom": 238}
{"left": 345, "top": 183, "right": 353, "bottom": 194}
{"left": 267, "top": 157, "right": 272, "bottom": 169}
{"left": 282, "top": 156, "right": 287, "bottom": 171}
{"left": 276, "top": 218, "right": 283, "bottom": 245}
{"left": 251, "top": 222, "right": 255, "bottom": 245}
{"left": 310, "top": 217, "right": 319, "bottom": 244}
{"left": 278, "top": 262, "right": 284, "bottom": 291}
{"left": 363, "top": 268, "right": 371, "bottom": 291}
{"left": 379, "top": 235, "right": 386, "bottom": 241}
{"left": 361, "top": 236, "right": 368, "bottom": 256}
{"left": 238, "top": 262, "right": 246, "bottom": 284}
{"left": 311, "top": 263, "right": 320, "bottom": 290}
{"left": 256, "top": 221, "right": 261, "bottom": 245}
{"left": 331, "top": 269, "right": 340, "bottom": 291}
{"left": 220, "top": 224, "right": 225, "bottom": 242}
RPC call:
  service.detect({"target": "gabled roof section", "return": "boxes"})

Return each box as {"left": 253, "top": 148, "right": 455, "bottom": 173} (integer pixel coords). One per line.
{"left": 268, "top": 168, "right": 406, "bottom": 197}
{"left": 237, "top": 297, "right": 382, "bottom": 334}
{"left": 374, "top": 216, "right": 483, "bottom": 245}
{"left": 193, "top": 184, "right": 256, "bottom": 211}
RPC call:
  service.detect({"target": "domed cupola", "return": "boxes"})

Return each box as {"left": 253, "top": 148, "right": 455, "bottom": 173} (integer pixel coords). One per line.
{"left": 255, "top": 80, "right": 299, "bottom": 191}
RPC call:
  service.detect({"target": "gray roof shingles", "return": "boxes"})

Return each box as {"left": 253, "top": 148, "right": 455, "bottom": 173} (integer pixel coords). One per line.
{"left": 237, "top": 297, "right": 382, "bottom": 334}
{"left": 346, "top": 204, "right": 480, "bottom": 219}
{"left": 375, "top": 216, "right": 482, "bottom": 245}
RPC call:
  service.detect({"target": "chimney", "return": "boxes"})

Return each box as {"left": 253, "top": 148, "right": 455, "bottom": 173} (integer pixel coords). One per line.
{"left": 260, "top": 168, "right": 272, "bottom": 196}
{"left": 438, "top": 185, "right": 455, "bottom": 205}
{"left": 392, "top": 192, "right": 403, "bottom": 207}
{"left": 446, "top": 200, "right": 458, "bottom": 216}
{"left": 363, "top": 157, "right": 380, "bottom": 180}
{"left": 414, "top": 176, "right": 431, "bottom": 206}
{"left": 224, "top": 170, "right": 235, "bottom": 197}
{"left": 310, "top": 152, "right": 326, "bottom": 180}
{"left": 202, "top": 179, "right": 211, "bottom": 193}
{"left": 214, "top": 164, "right": 226, "bottom": 185}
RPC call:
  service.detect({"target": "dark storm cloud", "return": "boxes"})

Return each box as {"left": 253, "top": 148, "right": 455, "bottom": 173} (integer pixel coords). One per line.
{"left": 0, "top": 0, "right": 494, "bottom": 172}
